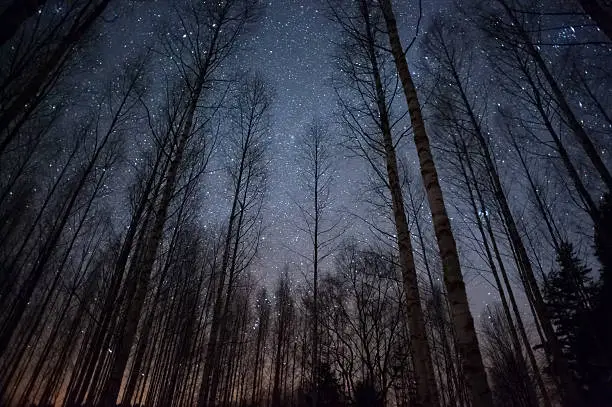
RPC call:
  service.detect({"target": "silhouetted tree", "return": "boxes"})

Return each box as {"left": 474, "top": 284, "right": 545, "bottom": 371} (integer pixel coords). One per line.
{"left": 378, "top": 2, "right": 493, "bottom": 405}
{"left": 295, "top": 122, "right": 341, "bottom": 406}
{"left": 544, "top": 241, "right": 609, "bottom": 402}
{"left": 328, "top": 1, "right": 439, "bottom": 404}
{"left": 353, "top": 379, "right": 383, "bottom": 407}
{"left": 304, "top": 362, "right": 344, "bottom": 407}
{"left": 201, "top": 73, "right": 271, "bottom": 406}
{"left": 482, "top": 304, "right": 539, "bottom": 407}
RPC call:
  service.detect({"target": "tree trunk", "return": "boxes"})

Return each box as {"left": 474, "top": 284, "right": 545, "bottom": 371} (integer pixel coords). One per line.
{"left": 358, "top": 2, "right": 440, "bottom": 405}
{"left": 0, "top": 0, "right": 112, "bottom": 154}
{"left": 408, "top": 190, "right": 448, "bottom": 407}
{"left": 459, "top": 141, "right": 550, "bottom": 407}
{"left": 199, "top": 152, "right": 245, "bottom": 406}
{"left": 378, "top": 1, "right": 493, "bottom": 406}
{"left": 519, "top": 63, "right": 600, "bottom": 222}
{"left": 99, "top": 85, "right": 197, "bottom": 405}
{"left": 462, "top": 54, "right": 581, "bottom": 405}
{"left": 442, "top": 43, "right": 551, "bottom": 404}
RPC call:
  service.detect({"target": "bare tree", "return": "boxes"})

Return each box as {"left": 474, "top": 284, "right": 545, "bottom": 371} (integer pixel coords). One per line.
{"left": 0, "top": 0, "right": 113, "bottom": 154}
{"left": 96, "top": 2, "right": 263, "bottom": 403}
{"left": 483, "top": 304, "right": 539, "bottom": 407}
{"left": 295, "top": 122, "right": 343, "bottom": 404}
{"left": 271, "top": 267, "right": 296, "bottom": 407}
{"left": 377, "top": 1, "right": 494, "bottom": 405}
{"left": 200, "top": 73, "right": 271, "bottom": 406}
{"left": 251, "top": 288, "right": 272, "bottom": 406}
{"left": 422, "top": 17, "right": 553, "bottom": 407}
{"left": 0, "top": 55, "right": 145, "bottom": 382}
{"left": 472, "top": 0, "right": 612, "bottom": 193}
{"left": 327, "top": 1, "right": 440, "bottom": 405}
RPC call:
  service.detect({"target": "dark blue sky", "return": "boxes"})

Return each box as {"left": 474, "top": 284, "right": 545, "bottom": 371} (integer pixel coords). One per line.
{"left": 100, "top": 0, "right": 500, "bottom": 319}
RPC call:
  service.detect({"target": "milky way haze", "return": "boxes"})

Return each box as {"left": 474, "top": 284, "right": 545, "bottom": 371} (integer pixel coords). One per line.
{"left": 1, "top": 0, "right": 611, "bottom": 405}
{"left": 94, "top": 0, "right": 587, "bottom": 313}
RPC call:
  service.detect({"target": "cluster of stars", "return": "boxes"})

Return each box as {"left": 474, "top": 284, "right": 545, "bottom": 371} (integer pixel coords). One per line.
{"left": 76, "top": 0, "right": 607, "bottom": 317}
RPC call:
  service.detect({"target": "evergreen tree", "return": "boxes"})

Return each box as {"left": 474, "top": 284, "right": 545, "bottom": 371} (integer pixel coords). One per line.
{"left": 589, "top": 194, "right": 612, "bottom": 401}
{"left": 353, "top": 380, "right": 383, "bottom": 407}
{"left": 303, "top": 362, "right": 344, "bottom": 407}
{"left": 544, "top": 242, "right": 598, "bottom": 397}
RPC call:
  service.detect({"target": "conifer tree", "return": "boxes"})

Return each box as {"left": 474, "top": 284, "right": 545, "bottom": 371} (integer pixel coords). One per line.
{"left": 589, "top": 194, "right": 612, "bottom": 401}
{"left": 308, "top": 362, "right": 344, "bottom": 407}
{"left": 354, "top": 380, "right": 383, "bottom": 407}
{"left": 544, "top": 242, "right": 597, "bottom": 396}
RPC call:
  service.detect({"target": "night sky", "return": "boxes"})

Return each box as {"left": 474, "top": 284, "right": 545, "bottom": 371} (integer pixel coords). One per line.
{"left": 4, "top": 2, "right": 612, "bottom": 405}
{"left": 96, "top": 0, "right": 506, "bottom": 318}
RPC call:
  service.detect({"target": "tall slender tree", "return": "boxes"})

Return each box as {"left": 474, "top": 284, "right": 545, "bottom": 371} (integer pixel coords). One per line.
{"left": 200, "top": 74, "right": 271, "bottom": 406}
{"left": 328, "top": 1, "right": 440, "bottom": 405}
{"left": 295, "top": 122, "right": 341, "bottom": 405}
{"left": 378, "top": 1, "right": 493, "bottom": 406}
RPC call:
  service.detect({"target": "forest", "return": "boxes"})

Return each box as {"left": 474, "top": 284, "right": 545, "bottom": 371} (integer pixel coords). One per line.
{"left": 0, "top": 0, "right": 610, "bottom": 406}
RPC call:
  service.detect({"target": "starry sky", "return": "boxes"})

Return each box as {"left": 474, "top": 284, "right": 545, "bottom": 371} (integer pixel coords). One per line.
{"left": 236, "top": 0, "right": 462, "bottom": 292}
{"left": 97, "top": 0, "right": 502, "bottom": 318}
{"left": 238, "top": 0, "right": 342, "bottom": 275}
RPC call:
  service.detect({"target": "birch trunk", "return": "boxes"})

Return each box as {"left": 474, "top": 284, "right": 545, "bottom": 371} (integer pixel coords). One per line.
{"left": 357, "top": 2, "right": 439, "bottom": 405}
{"left": 378, "top": 1, "right": 493, "bottom": 406}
